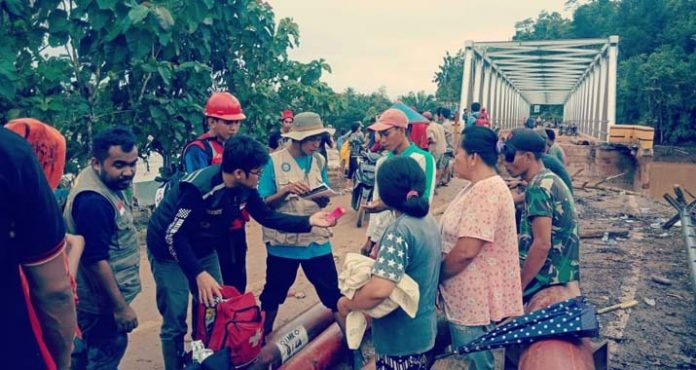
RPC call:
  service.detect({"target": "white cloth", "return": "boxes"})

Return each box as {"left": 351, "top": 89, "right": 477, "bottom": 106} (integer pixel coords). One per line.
{"left": 338, "top": 253, "right": 420, "bottom": 349}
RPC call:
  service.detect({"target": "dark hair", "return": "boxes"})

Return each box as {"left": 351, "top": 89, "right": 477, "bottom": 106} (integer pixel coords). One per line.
{"left": 377, "top": 157, "right": 429, "bottom": 218}
{"left": 351, "top": 121, "right": 362, "bottom": 132}
{"left": 470, "top": 102, "right": 481, "bottom": 112}
{"left": 461, "top": 126, "right": 499, "bottom": 167}
{"left": 222, "top": 134, "right": 270, "bottom": 174}
{"left": 438, "top": 107, "right": 451, "bottom": 118}
{"left": 545, "top": 128, "right": 556, "bottom": 142}
{"left": 92, "top": 126, "right": 136, "bottom": 162}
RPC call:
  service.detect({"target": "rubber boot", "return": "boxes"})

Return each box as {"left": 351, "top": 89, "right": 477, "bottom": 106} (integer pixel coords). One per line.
{"left": 263, "top": 309, "right": 278, "bottom": 336}
{"left": 161, "top": 339, "right": 182, "bottom": 370}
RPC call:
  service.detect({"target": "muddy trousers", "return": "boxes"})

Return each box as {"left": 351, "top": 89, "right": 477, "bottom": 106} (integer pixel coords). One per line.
{"left": 148, "top": 251, "right": 222, "bottom": 370}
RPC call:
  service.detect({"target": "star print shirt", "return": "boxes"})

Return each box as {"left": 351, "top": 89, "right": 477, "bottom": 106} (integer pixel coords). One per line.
{"left": 370, "top": 214, "right": 442, "bottom": 356}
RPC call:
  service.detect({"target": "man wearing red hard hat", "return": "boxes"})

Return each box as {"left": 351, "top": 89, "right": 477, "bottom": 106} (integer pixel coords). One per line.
{"left": 181, "top": 92, "right": 246, "bottom": 171}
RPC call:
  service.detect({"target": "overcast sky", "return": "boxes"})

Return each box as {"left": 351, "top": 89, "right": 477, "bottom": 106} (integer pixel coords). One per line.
{"left": 270, "top": 0, "right": 570, "bottom": 99}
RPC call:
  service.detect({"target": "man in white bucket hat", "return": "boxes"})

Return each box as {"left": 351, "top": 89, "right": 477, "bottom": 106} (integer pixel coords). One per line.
{"left": 257, "top": 112, "right": 343, "bottom": 335}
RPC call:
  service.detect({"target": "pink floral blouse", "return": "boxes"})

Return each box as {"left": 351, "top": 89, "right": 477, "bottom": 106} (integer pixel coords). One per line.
{"left": 439, "top": 175, "right": 524, "bottom": 326}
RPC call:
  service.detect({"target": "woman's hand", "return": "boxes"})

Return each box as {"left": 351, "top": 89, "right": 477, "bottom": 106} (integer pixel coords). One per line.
{"left": 337, "top": 297, "right": 352, "bottom": 317}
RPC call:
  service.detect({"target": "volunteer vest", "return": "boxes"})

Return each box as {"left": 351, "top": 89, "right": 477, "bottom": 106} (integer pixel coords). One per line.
{"left": 64, "top": 168, "right": 141, "bottom": 314}
{"left": 262, "top": 149, "right": 332, "bottom": 247}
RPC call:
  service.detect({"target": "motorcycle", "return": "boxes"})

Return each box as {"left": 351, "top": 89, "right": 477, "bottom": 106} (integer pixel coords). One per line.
{"left": 351, "top": 147, "right": 382, "bottom": 228}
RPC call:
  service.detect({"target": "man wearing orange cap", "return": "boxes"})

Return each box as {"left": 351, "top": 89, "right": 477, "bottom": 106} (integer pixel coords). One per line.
{"left": 268, "top": 109, "right": 294, "bottom": 152}
{"left": 360, "top": 108, "right": 437, "bottom": 256}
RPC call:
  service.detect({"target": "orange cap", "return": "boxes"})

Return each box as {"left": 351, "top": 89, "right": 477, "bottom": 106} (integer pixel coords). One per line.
{"left": 369, "top": 108, "right": 408, "bottom": 132}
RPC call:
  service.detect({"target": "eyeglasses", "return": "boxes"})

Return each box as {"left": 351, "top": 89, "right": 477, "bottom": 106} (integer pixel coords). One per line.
{"left": 248, "top": 169, "right": 263, "bottom": 177}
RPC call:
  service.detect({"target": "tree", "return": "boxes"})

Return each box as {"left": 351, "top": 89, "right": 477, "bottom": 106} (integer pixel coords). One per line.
{"left": 0, "top": 0, "right": 338, "bottom": 173}
{"left": 398, "top": 91, "right": 438, "bottom": 114}
{"left": 513, "top": 11, "right": 572, "bottom": 41}
{"left": 433, "top": 50, "right": 464, "bottom": 104}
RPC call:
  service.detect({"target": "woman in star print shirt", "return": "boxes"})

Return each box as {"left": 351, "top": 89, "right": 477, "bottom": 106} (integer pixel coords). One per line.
{"left": 338, "top": 156, "right": 442, "bottom": 370}
{"left": 439, "top": 127, "right": 524, "bottom": 370}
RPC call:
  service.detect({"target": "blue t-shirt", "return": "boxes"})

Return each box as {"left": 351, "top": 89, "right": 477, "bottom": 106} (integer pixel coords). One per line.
{"left": 258, "top": 154, "right": 332, "bottom": 259}
{"left": 371, "top": 214, "right": 442, "bottom": 356}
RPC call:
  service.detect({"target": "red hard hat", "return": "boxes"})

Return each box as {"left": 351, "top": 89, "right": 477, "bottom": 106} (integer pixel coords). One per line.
{"left": 204, "top": 92, "right": 246, "bottom": 121}
{"left": 280, "top": 109, "right": 294, "bottom": 120}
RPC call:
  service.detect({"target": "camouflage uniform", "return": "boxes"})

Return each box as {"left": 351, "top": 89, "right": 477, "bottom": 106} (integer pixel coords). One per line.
{"left": 519, "top": 169, "right": 580, "bottom": 299}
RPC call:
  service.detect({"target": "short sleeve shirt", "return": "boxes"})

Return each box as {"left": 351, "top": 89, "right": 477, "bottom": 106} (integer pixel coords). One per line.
{"left": 0, "top": 128, "right": 66, "bottom": 368}
{"left": 439, "top": 176, "right": 524, "bottom": 325}
{"left": 519, "top": 169, "right": 580, "bottom": 299}
{"left": 370, "top": 214, "right": 442, "bottom": 356}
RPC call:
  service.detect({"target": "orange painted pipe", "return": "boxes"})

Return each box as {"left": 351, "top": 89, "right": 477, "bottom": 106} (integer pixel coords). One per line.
{"left": 249, "top": 304, "right": 335, "bottom": 370}
{"left": 279, "top": 323, "right": 345, "bottom": 370}
{"left": 518, "top": 284, "right": 594, "bottom": 370}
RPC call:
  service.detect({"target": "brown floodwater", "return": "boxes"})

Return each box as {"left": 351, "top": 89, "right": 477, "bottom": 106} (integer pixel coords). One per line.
{"left": 647, "top": 161, "right": 696, "bottom": 199}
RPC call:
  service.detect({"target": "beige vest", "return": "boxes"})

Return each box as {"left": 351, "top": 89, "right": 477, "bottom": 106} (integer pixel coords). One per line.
{"left": 64, "top": 168, "right": 141, "bottom": 314}
{"left": 262, "top": 149, "right": 332, "bottom": 247}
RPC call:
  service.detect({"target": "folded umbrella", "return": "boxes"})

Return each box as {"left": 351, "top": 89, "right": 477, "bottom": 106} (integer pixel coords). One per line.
{"left": 438, "top": 296, "right": 599, "bottom": 358}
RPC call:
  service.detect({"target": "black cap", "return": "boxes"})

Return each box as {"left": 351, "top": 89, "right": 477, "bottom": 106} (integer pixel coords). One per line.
{"left": 506, "top": 128, "right": 546, "bottom": 153}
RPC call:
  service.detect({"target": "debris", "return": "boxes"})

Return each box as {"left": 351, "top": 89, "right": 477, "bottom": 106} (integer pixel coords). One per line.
{"left": 665, "top": 293, "right": 684, "bottom": 300}
{"left": 593, "top": 172, "right": 628, "bottom": 187}
{"left": 643, "top": 298, "right": 656, "bottom": 307}
{"left": 597, "top": 300, "right": 640, "bottom": 315}
{"left": 651, "top": 276, "right": 673, "bottom": 286}
{"left": 658, "top": 233, "right": 669, "bottom": 238}
{"left": 580, "top": 230, "right": 630, "bottom": 239}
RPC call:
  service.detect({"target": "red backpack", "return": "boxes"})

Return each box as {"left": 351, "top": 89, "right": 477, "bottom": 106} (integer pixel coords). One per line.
{"left": 194, "top": 286, "right": 265, "bottom": 368}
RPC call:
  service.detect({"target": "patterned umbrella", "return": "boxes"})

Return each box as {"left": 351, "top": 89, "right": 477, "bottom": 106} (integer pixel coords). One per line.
{"left": 438, "top": 296, "right": 599, "bottom": 358}
{"left": 391, "top": 102, "right": 428, "bottom": 123}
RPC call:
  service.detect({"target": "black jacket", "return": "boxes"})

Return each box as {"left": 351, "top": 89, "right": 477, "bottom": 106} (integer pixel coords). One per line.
{"left": 147, "top": 165, "right": 312, "bottom": 279}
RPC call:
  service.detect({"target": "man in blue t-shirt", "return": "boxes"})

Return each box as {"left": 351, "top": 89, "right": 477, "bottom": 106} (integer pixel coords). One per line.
{"left": 257, "top": 112, "right": 343, "bottom": 335}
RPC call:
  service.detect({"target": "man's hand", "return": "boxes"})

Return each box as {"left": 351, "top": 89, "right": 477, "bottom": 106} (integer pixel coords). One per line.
{"left": 363, "top": 199, "right": 386, "bottom": 213}
{"left": 360, "top": 239, "right": 375, "bottom": 256}
{"left": 313, "top": 196, "right": 330, "bottom": 208}
{"left": 196, "top": 271, "right": 222, "bottom": 307}
{"left": 283, "top": 182, "right": 311, "bottom": 196}
{"left": 113, "top": 305, "right": 138, "bottom": 333}
{"left": 337, "top": 297, "right": 352, "bottom": 317}
{"left": 309, "top": 212, "right": 338, "bottom": 228}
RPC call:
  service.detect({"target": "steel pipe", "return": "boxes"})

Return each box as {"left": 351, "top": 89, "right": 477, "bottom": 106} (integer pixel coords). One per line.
{"left": 249, "top": 304, "right": 335, "bottom": 370}
{"left": 279, "top": 323, "right": 345, "bottom": 370}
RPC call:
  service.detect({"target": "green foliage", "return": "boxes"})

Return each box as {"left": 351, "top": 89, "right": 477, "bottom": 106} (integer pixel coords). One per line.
{"left": 433, "top": 50, "right": 464, "bottom": 104}
{"left": 0, "top": 0, "right": 342, "bottom": 173}
{"left": 398, "top": 91, "right": 438, "bottom": 114}
{"left": 323, "top": 87, "right": 392, "bottom": 134}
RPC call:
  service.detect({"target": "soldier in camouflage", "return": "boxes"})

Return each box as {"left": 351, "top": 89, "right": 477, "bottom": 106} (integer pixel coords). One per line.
{"left": 503, "top": 128, "right": 580, "bottom": 300}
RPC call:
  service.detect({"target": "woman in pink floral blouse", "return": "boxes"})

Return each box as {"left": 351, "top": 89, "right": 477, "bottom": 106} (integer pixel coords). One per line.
{"left": 439, "top": 126, "right": 524, "bottom": 370}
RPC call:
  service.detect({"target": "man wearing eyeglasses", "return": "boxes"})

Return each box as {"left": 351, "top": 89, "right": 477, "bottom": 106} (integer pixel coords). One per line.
{"left": 258, "top": 112, "right": 343, "bottom": 335}
{"left": 502, "top": 128, "right": 580, "bottom": 302}
{"left": 147, "top": 135, "right": 337, "bottom": 369}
